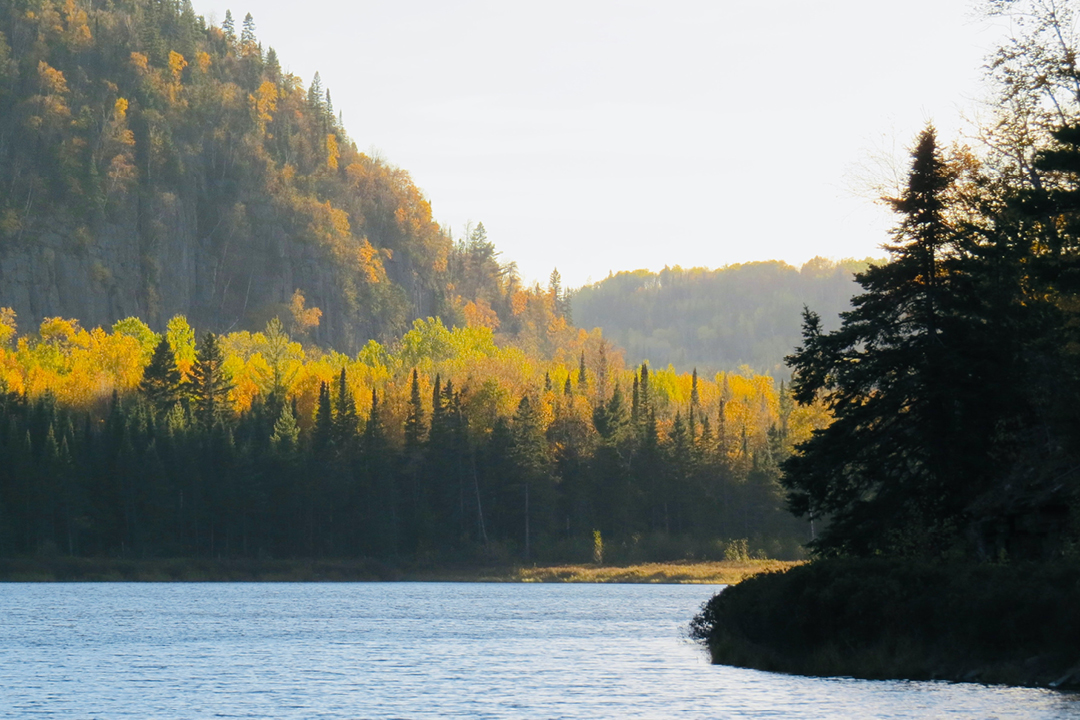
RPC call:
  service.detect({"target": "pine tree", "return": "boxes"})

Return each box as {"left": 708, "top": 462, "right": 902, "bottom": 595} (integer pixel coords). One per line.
{"left": 191, "top": 332, "right": 234, "bottom": 428}
{"left": 311, "top": 381, "right": 333, "bottom": 455}
{"left": 241, "top": 12, "right": 256, "bottom": 45}
{"left": 404, "top": 369, "right": 425, "bottom": 450}
{"left": 333, "top": 367, "right": 358, "bottom": 452}
{"left": 222, "top": 9, "right": 235, "bottom": 40}
{"left": 783, "top": 126, "right": 990, "bottom": 557}
{"left": 139, "top": 337, "right": 182, "bottom": 414}
{"left": 270, "top": 402, "right": 299, "bottom": 453}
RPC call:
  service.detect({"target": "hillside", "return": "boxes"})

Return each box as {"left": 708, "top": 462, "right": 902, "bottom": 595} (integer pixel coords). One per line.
{"left": 571, "top": 258, "right": 875, "bottom": 376}
{"left": 0, "top": 0, "right": 456, "bottom": 351}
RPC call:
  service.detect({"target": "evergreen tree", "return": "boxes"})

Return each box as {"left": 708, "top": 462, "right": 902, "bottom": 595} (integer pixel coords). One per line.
{"left": 783, "top": 126, "right": 995, "bottom": 557}
{"left": 311, "top": 381, "right": 333, "bottom": 455}
{"left": 510, "top": 396, "right": 551, "bottom": 559}
{"left": 191, "top": 332, "right": 234, "bottom": 429}
{"left": 222, "top": 9, "right": 235, "bottom": 40}
{"left": 404, "top": 369, "right": 425, "bottom": 450}
{"left": 333, "top": 367, "right": 358, "bottom": 452}
{"left": 270, "top": 402, "right": 299, "bottom": 453}
{"left": 241, "top": 12, "right": 256, "bottom": 45}
{"left": 139, "top": 337, "right": 182, "bottom": 414}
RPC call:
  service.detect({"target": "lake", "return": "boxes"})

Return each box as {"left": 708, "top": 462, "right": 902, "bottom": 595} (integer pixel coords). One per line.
{"left": 1, "top": 582, "right": 1077, "bottom": 718}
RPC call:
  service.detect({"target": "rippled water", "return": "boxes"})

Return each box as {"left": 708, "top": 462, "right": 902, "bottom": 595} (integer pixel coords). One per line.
{"left": 1, "top": 582, "right": 1078, "bottom": 719}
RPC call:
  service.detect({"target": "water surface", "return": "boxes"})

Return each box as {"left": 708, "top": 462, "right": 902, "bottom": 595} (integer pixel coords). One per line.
{"left": 1, "top": 582, "right": 1077, "bottom": 718}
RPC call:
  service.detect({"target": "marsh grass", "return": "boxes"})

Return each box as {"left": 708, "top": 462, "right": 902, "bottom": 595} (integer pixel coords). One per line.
{"left": 0, "top": 557, "right": 796, "bottom": 583}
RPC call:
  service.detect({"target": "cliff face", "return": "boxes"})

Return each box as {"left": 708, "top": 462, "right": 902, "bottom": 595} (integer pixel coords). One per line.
{"left": 0, "top": 0, "right": 449, "bottom": 350}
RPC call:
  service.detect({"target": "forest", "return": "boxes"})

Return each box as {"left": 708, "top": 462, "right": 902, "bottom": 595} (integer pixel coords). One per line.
{"left": 736, "top": 0, "right": 1080, "bottom": 563}
{"left": 0, "top": 0, "right": 842, "bottom": 566}
{"left": 0, "top": 307, "right": 820, "bottom": 562}
{"left": 0, "top": 0, "right": 556, "bottom": 351}
{"left": 690, "top": 1, "right": 1080, "bottom": 685}
{"left": 571, "top": 258, "right": 873, "bottom": 377}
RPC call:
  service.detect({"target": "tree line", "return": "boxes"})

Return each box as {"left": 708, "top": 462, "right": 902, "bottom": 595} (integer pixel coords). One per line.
{"left": 783, "top": 0, "right": 1080, "bottom": 561}
{"left": 0, "top": 310, "right": 816, "bottom": 562}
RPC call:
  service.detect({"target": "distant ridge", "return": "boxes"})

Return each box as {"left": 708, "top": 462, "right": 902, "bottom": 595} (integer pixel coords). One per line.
{"left": 571, "top": 258, "right": 877, "bottom": 377}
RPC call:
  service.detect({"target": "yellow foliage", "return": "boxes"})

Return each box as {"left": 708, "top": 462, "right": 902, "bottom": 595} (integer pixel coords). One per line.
{"left": 130, "top": 52, "right": 149, "bottom": 73}
{"left": 196, "top": 52, "right": 211, "bottom": 73}
{"left": 354, "top": 240, "right": 383, "bottom": 284}
{"left": 463, "top": 299, "right": 500, "bottom": 331}
{"left": 63, "top": 0, "right": 92, "bottom": 49}
{"left": 290, "top": 289, "right": 322, "bottom": 332}
{"left": 511, "top": 290, "right": 528, "bottom": 316}
{"left": 251, "top": 81, "right": 277, "bottom": 128}
{"left": 37, "top": 61, "right": 68, "bottom": 94}
{"left": 0, "top": 307, "right": 15, "bottom": 348}
{"left": 168, "top": 51, "right": 187, "bottom": 83}
{"left": 326, "top": 133, "right": 339, "bottom": 170}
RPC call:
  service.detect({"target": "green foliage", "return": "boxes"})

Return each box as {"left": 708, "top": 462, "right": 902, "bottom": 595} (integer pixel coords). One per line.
{"left": 190, "top": 332, "right": 233, "bottom": 427}
{"left": 138, "top": 336, "right": 182, "bottom": 413}
{"left": 784, "top": 122, "right": 1080, "bottom": 561}
{"left": 112, "top": 317, "right": 159, "bottom": 361}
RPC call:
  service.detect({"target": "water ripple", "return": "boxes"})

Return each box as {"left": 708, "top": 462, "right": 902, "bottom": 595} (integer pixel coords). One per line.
{"left": 0, "top": 582, "right": 1077, "bottom": 719}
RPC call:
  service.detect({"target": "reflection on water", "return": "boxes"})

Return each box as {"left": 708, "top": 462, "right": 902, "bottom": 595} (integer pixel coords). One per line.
{"left": 1, "top": 582, "right": 1077, "bottom": 719}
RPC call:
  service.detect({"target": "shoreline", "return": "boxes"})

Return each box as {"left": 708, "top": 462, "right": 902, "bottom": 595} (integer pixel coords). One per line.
{"left": 690, "top": 558, "right": 1080, "bottom": 691}
{"left": 0, "top": 557, "right": 797, "bottom": 583}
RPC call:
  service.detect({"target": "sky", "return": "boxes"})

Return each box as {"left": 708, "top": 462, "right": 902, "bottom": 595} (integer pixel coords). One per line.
{"left": 202, "top": 0, "right": 1007, "bottom": 289}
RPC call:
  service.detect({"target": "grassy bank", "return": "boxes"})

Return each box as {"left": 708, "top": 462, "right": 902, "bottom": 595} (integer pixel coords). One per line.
{"left": 0, "top": 557, "right": 795, "bottom": 583}
{"left": 690, "top": 558, "right": 1080, "bottom": 689}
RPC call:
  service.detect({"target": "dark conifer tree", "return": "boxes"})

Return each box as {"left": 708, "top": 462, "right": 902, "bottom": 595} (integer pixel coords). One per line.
{"left": 333, "top": 367, "right": 358, "bottom": 453}
{"left": 783, "top": 126, "right": 997, "bottom": 557}
{"left": 311, "top": 381, "right": 333, "bottom": 455}
{"left": 404, "top": 369, "right": 424, "bottom": 450}
{"left": 139, "top": 337, "right": 182, "bottom": 414}
{"left": 191, "top": 332, "right": 234, "bottom": 429}
{"left": 222, "top": 9, "right": 235, "bottom": 40}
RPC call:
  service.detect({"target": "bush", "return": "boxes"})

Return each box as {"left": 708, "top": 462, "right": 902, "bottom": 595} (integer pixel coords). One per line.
{"left": 690, "top": 558, "right": 1080, "bottom": 686}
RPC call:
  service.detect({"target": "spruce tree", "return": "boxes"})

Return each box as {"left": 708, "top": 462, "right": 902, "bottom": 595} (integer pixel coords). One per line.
{"left": 783, "top": 126, "right": 992, "bottom": 557}
{"left": 191, "top": 332, "right": 234, "bottom": 429}
{"left": 333, "top": 367, "right": 358, "bottom": 452}
{"left": 311, "top": 381, "right": 333, "bottom": 455}
{"left": 404, "top": 369, "right": 424, "bottom": 450}
{"left": 139, "top": 337, "right": 182, "bottom": 414}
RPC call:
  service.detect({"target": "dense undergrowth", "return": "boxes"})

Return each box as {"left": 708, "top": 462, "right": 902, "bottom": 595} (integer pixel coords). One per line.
{"left": 690, "top": 558, "right": 1080, "bottom": 688}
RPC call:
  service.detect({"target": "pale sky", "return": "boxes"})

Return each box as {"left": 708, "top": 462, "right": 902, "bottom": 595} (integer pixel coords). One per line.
{"left": 202, "top": 0, "right": 1005, "bottom": 289}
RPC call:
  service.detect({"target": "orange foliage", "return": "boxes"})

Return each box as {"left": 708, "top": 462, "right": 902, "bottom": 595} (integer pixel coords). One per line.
{"left": 463, "top": 299, "right": 500, "bottom": 331}
{"left": 290, "top": 290, "right": 322, "bottom": 332}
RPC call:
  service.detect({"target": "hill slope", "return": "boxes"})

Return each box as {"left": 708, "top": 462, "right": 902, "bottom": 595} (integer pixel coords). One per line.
{"left": 0, "top": 0, "right": 450, "bottom": 350}
{"left": 571, "top": 258, "right": 874, "bottom": 376}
